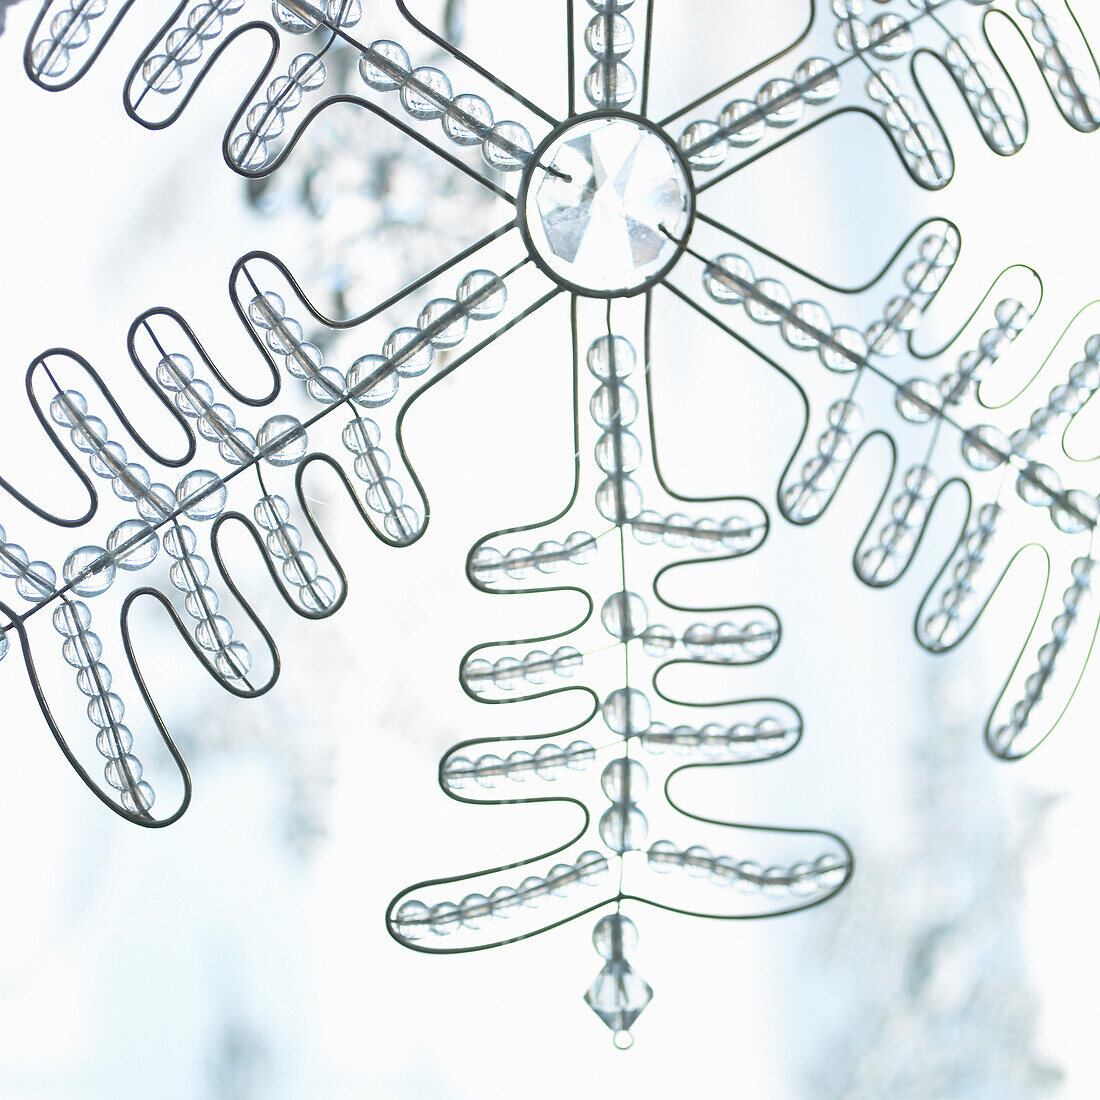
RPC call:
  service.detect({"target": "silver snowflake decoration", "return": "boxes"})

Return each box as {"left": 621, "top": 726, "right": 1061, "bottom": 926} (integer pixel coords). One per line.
{"left": 8, "top": 0, "right": 1100, "bottom": 1042}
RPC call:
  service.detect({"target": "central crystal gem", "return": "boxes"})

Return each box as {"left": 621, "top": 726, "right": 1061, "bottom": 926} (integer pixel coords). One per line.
{"left": 522, "top": 116, "right": 693, "bottom": 296}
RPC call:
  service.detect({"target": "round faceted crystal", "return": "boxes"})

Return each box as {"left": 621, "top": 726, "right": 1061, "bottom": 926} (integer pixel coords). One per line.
{"left": 523, "top": 116, "right": 692, "bottom": 295}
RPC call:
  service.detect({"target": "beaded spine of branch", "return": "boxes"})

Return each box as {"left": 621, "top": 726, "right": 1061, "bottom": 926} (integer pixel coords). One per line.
{"left": 386, "top": 293, "right": 853, "bottom": 1045}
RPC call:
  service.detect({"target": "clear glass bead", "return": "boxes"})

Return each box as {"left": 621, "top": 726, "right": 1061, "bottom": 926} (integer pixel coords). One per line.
{"left": 176, "top": 470, "right": 227, "bottom": 520}
{"left": 271, "top": 0, "right": 320, "bottom": 34}
{"left": 585, "top": 13, "right": 634, "bottom": 57}
{"left": 482, "top": 121, "right": 533, "bottom": 171}
{"left": 821, "top": 325, "right": 867, "bottom": 372}
{"left": 587, "top": 335, "right": 636, "bottom": 379}
{"left": 679, "top": 120, "right": 727, "bottom": 170}
{"left": 394, "top": 900, "right": 430, "bottom": 939}
{"left": 595, "top": 476, "right": 642, "bottom": 521}
{"left": 52, "top": 600, "right": 91, "bottom": 637}
{"left": 64, "top": 546, "right": 115, "bottom": 597}
{"left": 895, "top": 378, "right": 939, "bottom": 422}
{"left": 418, "top": 298, "right": 468, "bottom": 348}
{"left": 647, "top": 839, "right": 678, "bottom": 871}
{"left": 961, "top": 424, "right": 1009, "bottom": 470}
{"left": 104, "top": 754, "right": 142, "bottom": 791}
{"left": 257, "top": 414, "right": 308, "bottom": 465}
{"left": 135, "top": 486, "right": 176, "bottom": 523}
{"left": 602, "top": 687, "right": 652, "bottom": 735}
{"left": 590, "top": 383, "right": 638, "bottom": 428}
{"left": 601, "top": 590, "right": 647, "bottom": 640}
{"left": 595, "top": 429, "right": 642, "bottom": 474}
{"left": 96, "top": 724, "right": 133, "bottom": 759}
{"left": 347, "top": 355, "right": 398, "bottom": 407}
{"left": 1051, "top": 490, "right": 1099, "bottom": 534}
{"left": 442, "top": 94, "right": 492, "bottom": 145}
{"left": 795, "top": 57, "right": 840, "bottom": 103}
{"left": 457, "top": 270, "right": 507, "bottom": 319}
{"left": 1016, "top": 462, "right": 1062, "bottom": 507}
{"left": 757, "top": 79, "right": 803, "bottom": 127}
{"left": 400, "top": 66, "right": 451, "bottom": 120}
{"left": 109, "top": 520, "right": 161, "bottom": 573}
{"left": 593, "top": 913, "right": 638, "bottom": 959}
{"left": 62, "top": 629, "right": 102, "bottom": 669}
{"left": 704, "top": 255, "right": 753, "bottom": 304}
{"left": 718, "top": 100, "right": 765, "bottom": 148}
{"left": 17, "top": 561, "right": 56, "bottom": 601}
{"left": 288, "top": 53, "right": 325, "bottom": 91}
{"left": 641, "top": 624, "right": 675, "bottom": 656}
{"left": 87, "top": 691, "right": 125, "bottom": 727}
{"left": 601, "top": 757, "right": 648, "bottom": 800}
{"left": 585, "top": 61, "right": 637, "bottom": 109}
{"left": 141, "top": 54, "right": 183, "bottom": 93}
{"left": 359, "top": 41, "right": 409, "bottom": 90}
{"left": 599, "top": 804, "right": 647, "bottom": 852}
{"left": 383, "top": 327, "right": 434, "bottom": 377}
{"left": 121, "top": 781, "right": 155, "bottom": 813}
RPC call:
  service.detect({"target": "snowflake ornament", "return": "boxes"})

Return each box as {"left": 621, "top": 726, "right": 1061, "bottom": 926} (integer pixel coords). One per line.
{"left": 9, "top": 0, "right": 1100, "bottom": 1041}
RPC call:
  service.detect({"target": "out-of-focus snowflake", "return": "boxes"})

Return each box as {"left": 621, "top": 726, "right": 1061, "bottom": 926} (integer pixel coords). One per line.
{"left": 807, "top": 667, "right": 1061, "bottom": 1098}
{"left": 244, "top": 1, "right": 498, "bottom": 321}
{"left": 0, "top": 0, "right": 25, "bottom": 36}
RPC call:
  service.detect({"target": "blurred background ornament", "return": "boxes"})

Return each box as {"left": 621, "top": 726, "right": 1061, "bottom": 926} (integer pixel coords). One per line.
{"left": 243, "top": 1, "right": 500, "bottom": 323}
{"left": 803, "top": 666, "right": 1062, "bottom": 1098}
{"left": 0, "top": 0, "right": 25, "bottom": 36}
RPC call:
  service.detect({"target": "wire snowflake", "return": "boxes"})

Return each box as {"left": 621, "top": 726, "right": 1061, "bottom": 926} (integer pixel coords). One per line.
{"left": 9, "top": 0, "right": 1100, "bottom": 1041}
